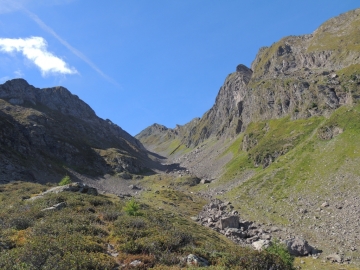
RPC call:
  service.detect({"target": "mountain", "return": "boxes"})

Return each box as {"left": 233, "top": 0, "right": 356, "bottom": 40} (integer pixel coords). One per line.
{"left": 137, "top": 8, "right": 360, "bottom": 151}
{"left": 0, "top": 80, "right": 295, "bottom": 269}
{"left": 136, "top": 8, "right": 360, "bottom": 265}
{"left": 1, "top": 8, "right": 360, "bottom": 269}
{"left": 0, "top": 79, "right": 155, "bottom": 184}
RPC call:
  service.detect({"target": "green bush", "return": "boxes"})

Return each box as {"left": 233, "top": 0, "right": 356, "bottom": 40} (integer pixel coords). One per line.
{"left": 266, "top": 239, "right": 294, "bottom": 269}
{"left": 123, "top": 198, "right": 142, "bottom": 216}
{"left": 59, "top": 175, "right": 72, "bottom": 186}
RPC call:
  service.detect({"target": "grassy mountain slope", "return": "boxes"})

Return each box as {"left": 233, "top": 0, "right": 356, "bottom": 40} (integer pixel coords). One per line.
{"left": 0, "top": 181, "right": 295, "bottom": 269}
{"left": 173, "top": 104, "right": 360, "bottom": 266}
{"left": 136, "top": 8, "right": 360, "bottom": 267}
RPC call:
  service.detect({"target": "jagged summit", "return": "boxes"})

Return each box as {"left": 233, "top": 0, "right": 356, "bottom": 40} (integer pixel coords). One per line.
{"left": 0, "top": 78, "right": 97, "bottom": 121}
{"left": 236, "top": 64, "right": 253, "bottom": 78}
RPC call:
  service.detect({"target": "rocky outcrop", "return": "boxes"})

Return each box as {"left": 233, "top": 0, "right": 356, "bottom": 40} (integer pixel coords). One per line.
{"left": 0, "top": 79, "right": 96, "bottom": 121}
{"left": 197, "top": 200, "right": 319, "bottom": 256}
{"left": 28, "top": 182, "right": 98, "bottom": 201}
{"left": 185, "top": 64, "right": 252, "bottom": 145}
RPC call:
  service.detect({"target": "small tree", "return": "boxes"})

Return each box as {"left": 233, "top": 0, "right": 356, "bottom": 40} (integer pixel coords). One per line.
{"left": 265, "top": 239, "right": 294, "bottom": 268}
{"left": 124, "top": 198, "right": 142, "bottom": 216}
{"left": 59, "top": 175, "right": 72, "bottom": 186}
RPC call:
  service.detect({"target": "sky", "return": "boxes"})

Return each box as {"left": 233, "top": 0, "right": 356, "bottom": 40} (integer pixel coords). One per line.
{"left": 0, "top": 1, "right": 359, "bottom": 136}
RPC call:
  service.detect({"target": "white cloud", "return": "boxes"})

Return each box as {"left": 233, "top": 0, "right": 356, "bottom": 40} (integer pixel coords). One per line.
{"left": 0, "top": 0, "right": 120, "bottom": 87}
{"left": 0, "top": 37, "right": 77, "bottom": 76}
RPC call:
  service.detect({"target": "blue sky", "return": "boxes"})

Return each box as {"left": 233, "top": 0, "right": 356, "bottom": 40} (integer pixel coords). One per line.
{"left": 0, "top": 1, "right": 359, "bottom": 136}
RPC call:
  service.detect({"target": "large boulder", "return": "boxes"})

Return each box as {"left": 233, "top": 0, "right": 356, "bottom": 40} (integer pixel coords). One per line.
{"left": 252, "top": 240, "right": 271, "bottom": 251}
{"left": 285, "top": 237, "right": 316, "bottom": 256}
{"left": 217, "top": 215, "right": 239, "bottom": 229}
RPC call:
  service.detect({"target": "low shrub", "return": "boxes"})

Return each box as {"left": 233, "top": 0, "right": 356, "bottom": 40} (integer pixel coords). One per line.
{"left": 8, "top": 216, "right": 34, "bottom": 230}
{"left": 59, "top": 175, "right": 72, "bottom": 186}
{"left": 266, "top": 239, "right": 294, "bottom": 269}
{"left": 124, "top": 198, "right": 142, "bottom": 216}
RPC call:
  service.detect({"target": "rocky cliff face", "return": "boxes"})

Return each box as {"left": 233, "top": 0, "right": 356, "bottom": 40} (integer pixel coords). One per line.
{"left": 184, "top": 64, "right": 252, "bottom": 146}
{"left": 137, "top": 8, "right": 360, "bottom": 150}
{"left": 0, "top": 79, "right": 151, "bottom": 183}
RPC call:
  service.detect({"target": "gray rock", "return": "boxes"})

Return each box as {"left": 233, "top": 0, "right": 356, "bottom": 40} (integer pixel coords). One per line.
{"left": 285, "top": 237, "right": 316, "bottom": 256}
{"left": 187, "top": 254, "right": 209, "bottom": 267}
{"left": 41, "top": 202, "right": 66, "bottom": 211}
{"left": 321, "top": 202, "right": 329, "bottom": 207}
{"left": 326, "top": 253, "right": 343, "bottom": 263}
{"left": 129, "top": 260, "right": 142, "bottom": 267}
{"left": 200, "top": 179, "right": 211, "bottom": 184}
{"left": 217, "top": 215, "right": 239, "bottom": 229}
{"left": 225, "top": 228, "right": 247, "bottom": 238}
{"left": 252, "top": 240, "right": 271, "bottom": 251}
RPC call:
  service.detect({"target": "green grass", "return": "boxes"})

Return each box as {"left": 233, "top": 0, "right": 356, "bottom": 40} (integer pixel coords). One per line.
{"left": 251, "top": 39, "right": 287, "bottom": 78}
{"left": 0, "top": 181, "right": 294, "bottom": 269}
{"left": 219, "top": 116, "right": 323, "bottom": 185}
{"left": 213, "top": 104, "right": 360, "bottom": 230}
{"left": 307, "top": 13, "right": 360, "bottom": 53}
{"left": 58, "top": 175, "right": 72, "bottom": 186}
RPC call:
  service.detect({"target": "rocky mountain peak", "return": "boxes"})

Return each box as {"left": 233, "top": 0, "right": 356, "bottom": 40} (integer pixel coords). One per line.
{"left": 236, "top": 64, "right": 253, "bottom": 83}
{"left": 0, "top": 79, "right": 153, "bottom": 183}
{"left": 0, "top": 78, "right": 97, "bottom": 121}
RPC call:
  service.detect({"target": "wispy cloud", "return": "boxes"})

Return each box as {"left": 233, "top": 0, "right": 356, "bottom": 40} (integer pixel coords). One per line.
{"left": 0, "top": 37, "right": 78, "bottom": 76}
{"left": 0, "top": 0, "right": 120, "bottom": 87}
{"left": 24, "top": 10, "right": 120, "bottom": 87}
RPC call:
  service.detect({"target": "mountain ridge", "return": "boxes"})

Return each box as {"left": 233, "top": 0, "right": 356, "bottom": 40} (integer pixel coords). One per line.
{"left": 0, "top": 78, "right": 154, "bottom": 183}
{"left": 137, "top": 8, "right": 360, "bottom": 151}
